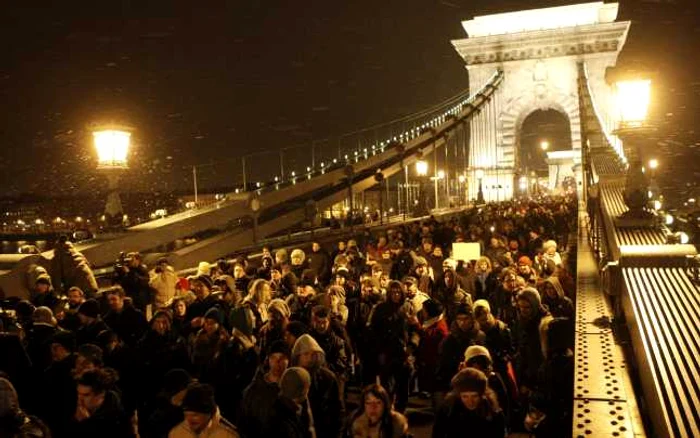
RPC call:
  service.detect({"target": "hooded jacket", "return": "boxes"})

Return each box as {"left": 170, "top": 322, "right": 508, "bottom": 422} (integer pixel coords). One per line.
{"left": 168, "top": 408, "right": 239, "bottom": 438}
{"left": 540, "top": 277, "right": 573, "bottom": 319}
{"left": 292, "top": 335, "right": 343, "bottom": 438}
{"left": 0, "top": 378, "right": 50, "bottom": 438}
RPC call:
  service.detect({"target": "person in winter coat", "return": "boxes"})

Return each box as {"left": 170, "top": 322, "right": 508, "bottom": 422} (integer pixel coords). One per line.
{"left": 432, "top": 368, "right": 506, "bottom": 438}
{"left": 26, "top": 306, "right": 58, "bottom": 373}
{"left": 143, "top": 369, "right": 192, "bottom": 438}
{"left": 113, "top": 252, "right": 153, "bottom": 312}
{"left": 136, "top": 310, "right": 189, "bottom": 410}
{"left": 415, "top": 299, "right": 449, "bottom": 395}
{"left": 149, "top": 258, "right": 179, "bottom": 309}
{"left": 434, "top": 268, "right": 473, "bottom": 326}
{"left": 514, "top": 288, "right": 551, "bottom": 395}
{"left": 542, "top": 240, "right": 562, "bottom": 267}
{"left": 169, "top": 383, "right": 239, "bottom": 438}
{"left": 235, "top": 278, "right": 271, "bottom": 336}
{"left": 461, "top": 345, "right": 511, "bottom": 426}
{"left": 258, "top": 298, "right": 290, "bottom": 358}
{"left": 473, "top": 299, "right": 516, "bottom": 399}
{"left": 292, "top": 334, "right": 343, "bottom": 438}
{"left": 41, "top": 331, "right": 78, "bottom": 434}
{"left": 30, "top": 273, "right": 60, "bottom": 311}
{"left": 103, "top": 286, "right": 149, "bottom": 347}
{"left": 188, "top": 308, "right": 229, "bottom": 379}
{"left": 51, "top": 238, "right": 98, "bottom": 297}
{"left": 267, "top": 367, "right": 316, "bottom": 438}
{"left": 75, "top": 299, "right": 109, "bottom": 346}
{"left": 184, "top": 276, "right": 219, "bottom": 333}
{"left": 539, "top": 277, "right": 574, "bottom": 319}
{"left": 241, "top": 340, "right": 290, "bottom": 437}
{"left": 0, "top": 377, "right": 51, "bottom": 438}
{"left": 345, "top": 383, "right": 409, "bottom": 438}
{"left": 307, "top": 242, "right": 332, "bottom": 287}
{"left": 211, "top": 305, "right": 259, "bottom": 422}
{"left": 472, "top": 257, "right": 498, "bottom": 303}
{"left": 369, "top": 281, "right": 411, "bottom": 412}
{"left": 69, "top": 369, "right": 135, "bottom": 438}
{"left": 437, "top": 303, "right": 486, "bottom": 392}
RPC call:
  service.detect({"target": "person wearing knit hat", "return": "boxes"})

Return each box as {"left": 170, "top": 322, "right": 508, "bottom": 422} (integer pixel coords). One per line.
{"left": 432, "top": 368, "right": 505, "bottom": 437}
{"left": 516, "top": 288, "right": 543, "bottom": 322}
{"left": 284, "top": 321, "right": 308, "bottom": 349}
{"left": 170, "top": 382, "right": 239, "bottom": 437}
{"left": 77, "top": 299, "right": 100, "bottom": 319}
{"left": 75, "top": 298, "right": 110, "bottom": 346}
{"left": 417, "top": 299, "right": 449, "bottom": 395}
{"left": 193, "top": 275, "right": 214, "bottom": 292}
{"left": 463, "top": 345, "right": 491, "bottom": 365}
{"left": 292, "top": 333, "right": 343, "bottom": 438}
{"left": 196, "top": 261, "right": 212, "bottom": 277}
{"left": 279, "top": 366, "right": 311, "bottom": 403}
{"left": 204, "top": 307, "right": 223, "bottom": 325}
{"left": 32, "top": 306, "right": 57, "bottom": 326}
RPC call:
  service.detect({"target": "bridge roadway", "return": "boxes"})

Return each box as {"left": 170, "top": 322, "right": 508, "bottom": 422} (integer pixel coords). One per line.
{"left": 0, "top": 71, "right": 504, "bottom": 298}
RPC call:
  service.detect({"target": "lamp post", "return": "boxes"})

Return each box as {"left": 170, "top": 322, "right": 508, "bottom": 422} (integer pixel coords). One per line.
{"left": 648, "top": 158, "right": 660, "bottom": 202}
{"left": 475, "top": 169, "right": 485, "bottom": 204}
{"left": 94, "top": 128, "right": 131, "bottom": 229}
{"left": 458, "top": 174, "right": 466, "bottom": 205}
{"left": 613, "top": 78, "right": 654, "bottom": 225}
{"left": 416, "top": 160, "right": 429, "bottom": 215}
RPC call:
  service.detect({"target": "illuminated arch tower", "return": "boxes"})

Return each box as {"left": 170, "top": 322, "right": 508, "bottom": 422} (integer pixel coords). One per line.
{"left": 451, "top": 2, "right": 630, "bottom": 201}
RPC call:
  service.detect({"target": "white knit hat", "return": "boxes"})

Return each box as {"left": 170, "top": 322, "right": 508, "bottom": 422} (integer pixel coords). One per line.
{"left": 463, "top": 345, "right": 491, "bottom": 364}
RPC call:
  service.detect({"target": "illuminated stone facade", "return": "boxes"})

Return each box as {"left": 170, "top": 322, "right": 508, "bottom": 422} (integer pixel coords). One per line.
{"left": 451, "top": 2, "right": 630, "bottom": 201}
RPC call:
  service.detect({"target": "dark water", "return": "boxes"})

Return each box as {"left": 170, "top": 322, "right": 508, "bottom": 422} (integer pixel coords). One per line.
{"left": 0, "top": 239, "right": 51, "bottom": 255}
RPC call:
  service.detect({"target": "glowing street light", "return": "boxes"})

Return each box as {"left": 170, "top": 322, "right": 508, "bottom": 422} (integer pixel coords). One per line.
{"left": 540, "top": 140, "right": 550, "bottom": 151}
{"left": 94, "top": 127, "right": 131, "bottom": 229}
{"left": 613, "top": 76, "right": 654, "bottom": 224}
{"left": 648, "top": 159, "right": 658, "bottom": 170}
{"left": 475, "top": 169, "right": 485, "bottom": 204}
{"left": 416, "top": 160, "right": 428, "bottom": 176}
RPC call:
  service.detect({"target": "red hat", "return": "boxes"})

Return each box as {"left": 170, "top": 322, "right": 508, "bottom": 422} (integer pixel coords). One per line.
{"left": 176, "top": 277, "right": 190, "bottom": 291}
{"left": 518, "top": 256, "right": 533, "bottom": 266}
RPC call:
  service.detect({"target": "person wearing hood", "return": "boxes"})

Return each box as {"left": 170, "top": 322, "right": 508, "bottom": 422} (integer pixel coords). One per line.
{"left": 287, "top": 281, "right": 317, "bottom": 326}
{"left": 214, "top": 275, "right": 243, "bottom": 310}
{"left": 368, "top": 281, "right": 410, "bottom": 413}
{"left": 169, "top": 383, "right": 239, "bottom": 438}
{"left": 461, "top": 345, "right": 511, "bottom": 426}
{"left": 473, "top": 300, "right": 516, "bottom": 401}
{"left": 211, "top": 304, "right": 259, "bottom": 422}
{"left": 292, "top": 334, "right": 343, "bottom": 438}
{"left": 69, "top": 369, "right": 135, "bottom": 438}
{"left": 0, "top": 377, "right": 51, "bottom": 438}
{"left": 143, "top": 369, "right": 192, "bottom": 438}
{"left": 241, "top": 340, "right": 290, "bottom": 437}
{"left": 539, "top": 277, "right": 573, "bottom": 319}
{"left": 103, "top": 286, "right": 148, "bottom": 347}
{"left": 415, "top": 299, "right": 449, "bottom": 397}
{"left": 432, "top": 368, "right": 505, "bottom": 438}
{"left": 514, "top": 288, "right": 552, "bottom": 395}
{"left": 437, "top": 303, "right": 486, "bottom": 393}
{"left": 267, "top": 367, "right": 316, "bottom": 438}
{"left": 76, "top": 299, "right": 109, "bottom": 346}
{"left": 346, "top": 384, "right": 409, "bottom": 438}
{"left": 149, "top": 257, "right": 179, "bottom": 309}
{"left": 309, "top": 305, "right": 349, "bottom": 409}
{"left": 434, "top": 267, "right": 473, "bottom": 326}
{"left": 30, "top": 273, "right": 60, "bottom": 311}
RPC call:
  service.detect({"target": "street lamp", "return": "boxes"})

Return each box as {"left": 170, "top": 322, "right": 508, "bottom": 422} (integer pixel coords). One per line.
{"left": 94, "top": 128, "right": 131, "bottom": 228}
{"left": 540, "top": 140, "right": 550, "bottom": 151}
{"left": 613, "top": 78, "right": 654, "bottom": 225}
{"left": 415, "top": 160, "right": 429, "bottom": 215}
{"left": 648, "top": 158, "right": 660, "bottom": 201}
{"left": 475, "top": 169, "right": 485, "bottom": 204}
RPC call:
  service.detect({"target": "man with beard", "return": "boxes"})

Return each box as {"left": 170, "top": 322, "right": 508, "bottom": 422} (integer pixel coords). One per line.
{"left": 286, "top": 283, "right": 317, "bottom": 326}
{"left": 60, "top": 286, "right": 86, "bottom": 331}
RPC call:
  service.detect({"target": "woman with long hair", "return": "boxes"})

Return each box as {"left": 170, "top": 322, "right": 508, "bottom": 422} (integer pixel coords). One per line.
{"left": 346, "top": 384, "right": 408, "bottom": 438}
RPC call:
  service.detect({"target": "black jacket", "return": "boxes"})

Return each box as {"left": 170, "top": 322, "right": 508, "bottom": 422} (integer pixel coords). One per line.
{"left": 310, "top": 328, "right": 348, "bottom": 379}
{"left": 266, "top": 397, "right": 315, "bottom": 438}
{"left": 432, "top": 394, "right": 505, "bottom": 438}
{"left": 240, "top": 368, "right": 280, "bottom": 437}
{"left": 437, "top": 327, "right": 486, "bottom": 390}
{"left": 308, "top": 367, "right": 343, "bottom": 438}
{"left": 103, "top": 304, "right": 148, "bottom": 347}
{"left": 114, "top": 264, "right": 152, "bottom": 311}
{"left": 67, "top": 390, "right": 135, "bottom": 438}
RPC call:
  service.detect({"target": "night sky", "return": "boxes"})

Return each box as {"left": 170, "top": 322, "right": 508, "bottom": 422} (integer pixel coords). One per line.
{"left": 1, "top": 0, "right": 697, "bottom": 201}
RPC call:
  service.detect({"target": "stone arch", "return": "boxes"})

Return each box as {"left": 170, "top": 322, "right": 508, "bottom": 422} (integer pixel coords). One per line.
{"left": 498, "top": 86, "right": 581, "bottom": 169}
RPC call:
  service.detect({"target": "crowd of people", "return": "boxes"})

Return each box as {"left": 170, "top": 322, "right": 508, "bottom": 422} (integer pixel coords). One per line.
{"left": 0, "top": 195, "right": 577, "bottom": 437}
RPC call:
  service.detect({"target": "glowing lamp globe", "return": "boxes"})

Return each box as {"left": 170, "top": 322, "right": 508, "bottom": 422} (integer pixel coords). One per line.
{"left": 475, "top": 169, "right": 485, "bottom": 179}
{"left": 437, "top": 170, "right": 445, "bottom": 179}
{"left": 416, "top": 160, "right": 428, "bottom": 176}
{"left": 94, "top": 129, "right": 131, "bottom": 169}
{"left": 615, "top": 80, "right": 651, "bottom": 127}
{"left": 648, "top": 159, "right": 658, "bottom": 170}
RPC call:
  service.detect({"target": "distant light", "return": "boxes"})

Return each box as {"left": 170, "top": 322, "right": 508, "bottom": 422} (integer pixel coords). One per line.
{"left": 540, "top": 140, "right": 549, "bottom": 151}
{"left": 458, "top": 175, "right": 466, "bottom": 183}
{"left": 665, "top": 214, "right": 674, "bottom": 225}
{"left": 94, "top": 129, "right": 130, "bottom": 169}
{"left": 256, "top": 182, "right": 261, "bottom": 188}
{"left": 489, "top": 226, "right": 495, "bottom": 233}
{"left": 653, "top": 200, "right": 662, "bottom": 211}
{"left": 75, "top": 216, "right": 83, "bottom": 222}
{"left": 680, "top": 232, "right": 690, "bottom": 244}
{"left": 415, "top": 160, "right": 428, "bottom": 176}
{"left": 306, "top": 167, "right": 311, "bottom": 171}
{"left": 615, "top": 80, "right": 651, "bottom": 126}
{"left": 333, "top": 158, "right": 337, "bottom": 163}
{"left": 689, "top": 198, "right": 696, "bottom": 203}
{"left": 648, "top": 159, "right": 659, "bottom": 170}
{"left": 291, "top": 171, "right": 296, "bottom": 176}
{"left": 648, "top": 190, "right": 653, "bottom": 199}
{"left": 476, "top": 169, "right": 485, "bottom": 179}
{"left": 437, "top": 170, "right": 445, "bottom": 179}
{"left": 274, "top": 176, "right": 279, "bottom": 182}
{"left": 320, "top": 162, "right": 325, "bottom": 168}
